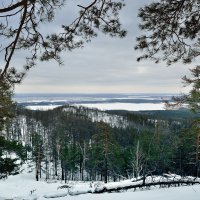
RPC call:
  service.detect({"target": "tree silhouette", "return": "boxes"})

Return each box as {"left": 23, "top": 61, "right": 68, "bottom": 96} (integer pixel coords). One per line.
{"left": 136, "top": 0, "right": 200, "bottom": 65}
{"left": 136, "top": 0, "right": 200, "bottom": 112}
{"left": 0, "top": 0, "right": 126, "bottom": 85}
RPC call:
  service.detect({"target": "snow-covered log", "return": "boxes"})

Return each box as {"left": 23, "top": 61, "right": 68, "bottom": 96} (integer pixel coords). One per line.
{"left": 94, "top": 176, "right": 200, "bottom": 193}
{"left": 43, "top": 192, "right": 68, "bottom": 198}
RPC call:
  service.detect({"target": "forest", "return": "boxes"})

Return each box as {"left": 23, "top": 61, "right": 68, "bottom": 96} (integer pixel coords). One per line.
{"left": 1, "top": 104, "right": 200, "bottom": 184}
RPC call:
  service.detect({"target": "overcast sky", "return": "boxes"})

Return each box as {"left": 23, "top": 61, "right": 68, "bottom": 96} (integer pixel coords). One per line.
{"left": 13, "top": 0, "right": 192, "bottom": 94}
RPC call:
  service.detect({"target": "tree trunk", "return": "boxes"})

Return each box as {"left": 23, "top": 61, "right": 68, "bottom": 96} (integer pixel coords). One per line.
{"left": 104, "top": 157, "right": 108, "bottom": 183}
{"left": 61, "top": 165, "right": 64, "bottom": 181}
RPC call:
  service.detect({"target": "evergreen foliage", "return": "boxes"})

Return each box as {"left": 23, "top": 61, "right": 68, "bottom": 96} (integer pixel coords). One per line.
{"left": 136, "top": 0, "right": 200, "bottom": 65}
{"left": 1, "top": 0, "right": 200, "bottom": 181}
{"left": 0, "top": 136, "right": 26, "bottom": 179}
{"left": 3, "top": 105, "right": 199, "bottom": 181}
{"left": 169, "top": 66, "right": 200, "bottom": 113}
{"left": 0, "top": 79, "right": 15, "bottom": 131}
{"left": 136, "top": 0, "right": 200, "bottom": 112}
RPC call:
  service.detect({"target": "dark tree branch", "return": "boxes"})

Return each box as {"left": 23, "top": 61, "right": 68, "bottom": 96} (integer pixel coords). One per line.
{"left": 1, "top": 2, "right": 28, "bottom": 78}
{"left": 0, "top": 0, "right": 27, "bottom": 13}
{"left": 0, "top": 0, "right": 125, "bottom": 84}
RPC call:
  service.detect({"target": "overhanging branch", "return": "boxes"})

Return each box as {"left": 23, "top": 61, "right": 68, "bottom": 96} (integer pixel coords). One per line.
{"left": 0, "top": 0, "right": 27, "bottom": 13}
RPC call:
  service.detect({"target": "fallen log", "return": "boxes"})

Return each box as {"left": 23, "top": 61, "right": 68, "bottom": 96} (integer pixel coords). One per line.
{"left": 94, "top": 180, "right": 200, "bottom": 193}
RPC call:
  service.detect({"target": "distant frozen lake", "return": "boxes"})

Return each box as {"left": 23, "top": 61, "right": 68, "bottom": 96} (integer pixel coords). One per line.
{"left": 77, "top": 103, "right": 165, "bottom": 111}
{"left": 26, "top": 102, "right": 165, "bottom": 111}
{"left": 16, "top": 93, "right": 171, "bottom": 111}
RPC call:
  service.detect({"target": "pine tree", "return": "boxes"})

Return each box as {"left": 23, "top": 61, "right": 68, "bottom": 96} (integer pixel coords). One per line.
{"left": 168, "top": 66, "right": 200, "bottom": 113}
{"left": 136, "top": 1, "right": 200, "bottom": 110}
{"left": 0, "top": 79, "right": 15, "bottom": 132}
{"left": 31, "top": 132, "right": 44, "bottom": 181}
{"left": 0, "top": 136, "right": 26, "bottom": 179}
{"left": 92, "top": 121, "right": 117, "bottom": 183}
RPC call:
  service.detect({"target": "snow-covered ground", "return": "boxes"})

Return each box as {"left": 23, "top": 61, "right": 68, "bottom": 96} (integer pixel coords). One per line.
{"left": 0, "top": 163, "right": 200, "bottom": 200}
{"left": 26, "top": 105, "right": 62, "bottom": 110}
{"left": 77, "top": 103, "right": 165, "bottom": 111}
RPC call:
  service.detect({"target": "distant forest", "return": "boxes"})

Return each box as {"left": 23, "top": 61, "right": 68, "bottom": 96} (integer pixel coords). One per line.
{"left": 1, "top": 105, "right": 200, "bottom": 182}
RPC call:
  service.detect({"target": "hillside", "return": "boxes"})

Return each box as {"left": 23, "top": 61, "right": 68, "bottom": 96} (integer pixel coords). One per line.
{"left": 1, "top": 104, "right": 200, "bottom": 199}
{"left": 0, "top": 162, "right": 200, "bottom": 200}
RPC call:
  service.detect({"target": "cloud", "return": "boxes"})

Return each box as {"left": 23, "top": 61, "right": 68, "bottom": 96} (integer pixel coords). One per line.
{"left": 14, "top": 0, "right": 192, "bottom": 94}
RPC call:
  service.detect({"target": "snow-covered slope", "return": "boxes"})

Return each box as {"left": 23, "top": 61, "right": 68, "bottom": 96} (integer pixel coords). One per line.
{"left": 0, "top": 163, "right": 200, "bottom": 200}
